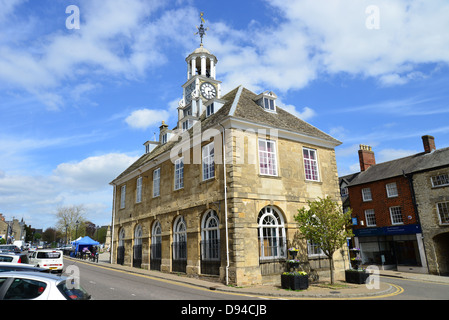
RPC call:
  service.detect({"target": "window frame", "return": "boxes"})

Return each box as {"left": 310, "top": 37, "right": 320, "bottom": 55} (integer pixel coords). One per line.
{"left": 202, "top": 142, "right": 215, "bottom": 181}
{"left": 258, "top": 206, "right": 286, "bottom": 261}
{"left": 303, "top": 147, "right": 320, "bottom": 181}
{"left": 437, "top": 202, "right": 449, "bottom": 225}
{"left": 174, "top": 157, "right": 184, "bottom": 190}
{"left": 258, "top": 138, "right": 278, "bottom": 176}
{"left": 136, "top": 177, "right": 143, "bottom": 203}
{"left": 120, "top": 185, "right": 126, "bottom": 209}
{"left": 365, "top": 209, "right": 376, "bottom": 227}
{"left": 389, "top": 206, "right": 404, "bottom": 225}
{"left": 206, "top": 103, "right": 215, "bottom": 117}
{"left": 362, "top": 188, "right": 372, "bottom": 202}
{"left": 386, "top": 182, "right": 398, "bottom": 198}
{"left": 431, "top": 174, "right": 449, "bottom": 188}
{"left": 153, "top": 168, "right": 161, "bottom": 198}
{"left": 307, "top": 240, "right": 325, "bottom": 257}
{"left": 263, "top": 97, "right": 276, "bottom": 112}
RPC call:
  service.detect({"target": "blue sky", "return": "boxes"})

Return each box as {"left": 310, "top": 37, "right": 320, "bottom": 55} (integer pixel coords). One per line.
{"left": 0, "top": 0, "right": 448, "bottom": 230}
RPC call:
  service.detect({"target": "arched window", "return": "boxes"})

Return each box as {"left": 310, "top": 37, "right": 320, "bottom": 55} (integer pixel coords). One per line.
{"left": 173, "top": 216, "right": 187, "bottom": 261}
{"left": 152, "top": 221, "right": 162, "bottom": 245}
{"left": 201, "top": 210, "right": 220, "bottom": 261}
{"left": 258, "top": 206, "right": 286, "bottom": 260}
{"left": 134, "top": 225, "right": 143, "bottom": 246}
{"left": 150, "top": 221, "right": 162, "bottom": 271}
{"left": 117, "top": 228, "right": 125, "bottom": 265}
{"left": 118, "top": 228, "right": 125, "bottom": 247}
{"left": 133, "top": 225, "right": 143, "bottom": 268}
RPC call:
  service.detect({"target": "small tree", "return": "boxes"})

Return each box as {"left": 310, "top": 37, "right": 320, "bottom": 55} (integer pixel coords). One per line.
{"left": 294, "top": 197, "right": 353, "bottom": 284}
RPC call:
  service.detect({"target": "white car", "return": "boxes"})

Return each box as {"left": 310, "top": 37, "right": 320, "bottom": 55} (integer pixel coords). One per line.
{"left": 0, "top": 271, "right": 91, "bottom": 300}
{"left": 0, "top": 253, "right": 28, "bottom": 264}
{"left": 29, "top": 250, "right": 64, "bottom": 273}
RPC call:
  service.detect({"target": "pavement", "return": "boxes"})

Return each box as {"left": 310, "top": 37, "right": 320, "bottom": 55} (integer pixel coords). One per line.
{"left": 66, "top": 252, "right": 449, "bottom": 299}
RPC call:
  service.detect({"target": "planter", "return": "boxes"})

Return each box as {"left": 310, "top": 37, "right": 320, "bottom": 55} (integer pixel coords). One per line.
{"left": 345, "top": 270, "right": 369, "bottom": 284}
{"left": 281, "top": 274, "right": 309, "bottom": 290}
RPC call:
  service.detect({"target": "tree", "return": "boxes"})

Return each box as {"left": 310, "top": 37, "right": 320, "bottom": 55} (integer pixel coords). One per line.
{"left": 294, "top": 197, "right": 353, "bottom": 284}
{"left": 55, "top": 205, "right": 87, "bottom": 241}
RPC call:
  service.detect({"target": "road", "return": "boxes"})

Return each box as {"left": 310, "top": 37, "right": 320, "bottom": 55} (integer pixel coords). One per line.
{"left": 63, "top": 258, "right": 264, "bottom": 300}
{"left": 378, "top": 276, "right": 449, "bottom": 300}
{"left": 63, "top": 258, "right": 449, "bottom": 301}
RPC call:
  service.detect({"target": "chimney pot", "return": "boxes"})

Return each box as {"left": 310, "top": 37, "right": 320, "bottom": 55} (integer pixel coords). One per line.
{"left": 422, "top": 135, "right": 436, "bottom": 153}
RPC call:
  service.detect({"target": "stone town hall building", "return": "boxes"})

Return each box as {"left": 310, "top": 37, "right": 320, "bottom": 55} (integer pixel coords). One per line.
{"left": 110, "top": 25, "right": 345, "bottom": 286}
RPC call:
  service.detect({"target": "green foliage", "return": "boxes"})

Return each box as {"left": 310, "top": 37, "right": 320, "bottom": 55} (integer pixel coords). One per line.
{"left": 294, "top": 196, "right": 353, "bottom": 258}
{"left": 294, "top": 196, "right": 353, "bottom": 284}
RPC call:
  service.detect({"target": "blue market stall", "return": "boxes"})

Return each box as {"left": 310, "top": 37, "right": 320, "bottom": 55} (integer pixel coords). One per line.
{"left": 72, "top": 236, "right": 100, "bottom": 257}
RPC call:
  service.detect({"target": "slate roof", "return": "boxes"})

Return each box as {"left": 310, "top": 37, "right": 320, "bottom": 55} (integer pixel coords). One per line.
{"left": 343, "top": 147, "right": 449, "bottom": 187}
{"left": 112, "top": 86, "right": 341, "bottom": 183}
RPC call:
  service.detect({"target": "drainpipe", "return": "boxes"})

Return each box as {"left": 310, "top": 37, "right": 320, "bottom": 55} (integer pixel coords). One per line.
{"left": 219, "top": 123, "right": 230, "bottom": 286}
{"left": 110, "top": 184, "right": 116, "bottom": 264}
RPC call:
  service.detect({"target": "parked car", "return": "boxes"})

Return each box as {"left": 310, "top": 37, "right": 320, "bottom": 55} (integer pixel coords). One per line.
{"left": 0, "top": 271, "right": 91, "bottom": 300}
{"left": 0, "top": 245, "right": 21, "bottom": 253}
{"left": 29, "top": 250, "right": 63, "bottom": 273}
{"left": 0, "top": 263, "right": 50, "bottom": 273}
{"left": 0, "top": 253, "right": 29, "bottom": 264}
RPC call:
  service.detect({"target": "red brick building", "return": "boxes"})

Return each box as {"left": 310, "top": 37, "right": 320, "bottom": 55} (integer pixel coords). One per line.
{"left": 339, "top": 137, "right": 442, "bottom": 273}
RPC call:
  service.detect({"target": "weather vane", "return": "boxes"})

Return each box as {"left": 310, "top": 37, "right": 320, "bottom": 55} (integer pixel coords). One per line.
{"left": 195, "top": 12, "right": 209, "bottom": 46}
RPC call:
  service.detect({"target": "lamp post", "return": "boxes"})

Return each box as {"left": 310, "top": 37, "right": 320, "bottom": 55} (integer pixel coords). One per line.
{"left": 65, "top": 224, "right": 68, "bottom": 246}
{"left": 75, "top": 220, "right": 79, "bottom": 256}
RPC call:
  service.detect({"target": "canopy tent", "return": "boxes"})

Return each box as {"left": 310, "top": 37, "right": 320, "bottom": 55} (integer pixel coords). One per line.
{"left": 73, "top": 236, "right": 100, "bottom": 254}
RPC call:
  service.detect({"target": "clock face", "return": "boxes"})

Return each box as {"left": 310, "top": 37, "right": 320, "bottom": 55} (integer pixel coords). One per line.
{"left": 200, "top": 82, "right": 217, "bottom": 100}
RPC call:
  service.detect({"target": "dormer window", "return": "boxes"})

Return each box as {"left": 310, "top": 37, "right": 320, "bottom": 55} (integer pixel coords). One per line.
{"left": 162, "top": 133, "right": 168, "bottom": 144}
{"left": 264, "top": 97, "right": 275, "bottom": 112}
{"left": 254, "top": 91, "right": 277, "bottom": 113}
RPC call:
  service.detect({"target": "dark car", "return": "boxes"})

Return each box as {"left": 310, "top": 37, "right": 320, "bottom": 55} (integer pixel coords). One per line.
{"left": 0, "top": 245, "right": 21, "bottom": 253}
{"left": 0, "top": 263, "right": 50, "bottom": 273}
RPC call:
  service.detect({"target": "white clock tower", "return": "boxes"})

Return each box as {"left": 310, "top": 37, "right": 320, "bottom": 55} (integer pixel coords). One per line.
{"left": 177, "top": 13, "right": 223, "bottom": 131}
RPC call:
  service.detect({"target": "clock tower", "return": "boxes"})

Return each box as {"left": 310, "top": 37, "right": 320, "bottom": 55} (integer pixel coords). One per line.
{"left": 178, "top": 13, "right": 223, "bottom": 131}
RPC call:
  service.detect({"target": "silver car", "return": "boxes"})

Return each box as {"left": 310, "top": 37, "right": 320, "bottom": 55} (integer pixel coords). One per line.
{"left": 0, "top": 271, "right": 91, "bottom": 300}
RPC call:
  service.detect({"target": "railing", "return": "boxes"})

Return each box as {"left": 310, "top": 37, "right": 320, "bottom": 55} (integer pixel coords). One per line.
{"left": 150, "top": 243, "right": 162, "bottom": 271}
{"left": 117, "top": 246, "right": 125, "bottom": 265}
{"left": 172, "top": 241, "right": 187, "bottom": 273}
{"left": 200, "top": 239, "right": 220, "bottom": 275}
{"left": 133, "top": 244, "right": 142, "bottom": 268}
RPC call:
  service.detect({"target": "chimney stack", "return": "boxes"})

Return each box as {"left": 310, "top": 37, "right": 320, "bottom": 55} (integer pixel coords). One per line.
{"left": 358, "top": 145, "right": 376, "bottom": 172}
{"left": 422, "top": 135, "right": 436, "bottom": 153}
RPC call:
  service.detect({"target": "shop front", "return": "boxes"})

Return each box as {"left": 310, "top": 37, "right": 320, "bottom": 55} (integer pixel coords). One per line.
{"left": 353, "top": 224, "right": 428, "bottom": 273}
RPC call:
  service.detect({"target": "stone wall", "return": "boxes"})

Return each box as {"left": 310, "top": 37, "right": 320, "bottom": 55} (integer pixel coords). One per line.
{"left": 413, "top": 167, "right": 449, "bottom": 275}
{"left": 111, "top": 128, "right": 346, "bottom": 285}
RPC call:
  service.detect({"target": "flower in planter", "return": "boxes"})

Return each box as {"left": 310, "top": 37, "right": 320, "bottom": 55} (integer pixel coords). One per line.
{"left": 351, "top": 256, "right": 362, "bottom": 261}
{"left": 350, "top": 247, "right": 361, "bottom": 251}
{"left": 288, "top": 247, "right": 299, "bottom": 252}
{"left": 282, "top": 271, "right": 307, "bottom": 276}
{"left": 287, "top": 259, "right": 301, "bottom": 263}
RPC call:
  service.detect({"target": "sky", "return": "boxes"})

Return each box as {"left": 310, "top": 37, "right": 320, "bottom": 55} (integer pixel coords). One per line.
{"left": 0, "top": 0, "right": 448, "bottom": 230}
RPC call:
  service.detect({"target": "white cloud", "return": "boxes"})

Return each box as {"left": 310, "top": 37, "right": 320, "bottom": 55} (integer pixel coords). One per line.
{"left": 0, "top": 1, "right": 198, "bottom": 110}
{"left": 125, "top": 109, "right": 171, "bottom": 130}
{"left": 51, "top": 153, "right": 138, "bottom": 192}
{"left": 211, "top": 0, "right": 449, "bottom": 94}
{"left": 376, "top": 148, "right": 418, "bottom": 163}
{"left": 278, "top": 100, "right": 316, "bottom": 121}
{"left": 0, "top": 152, "right": 138, "bottom": 228}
